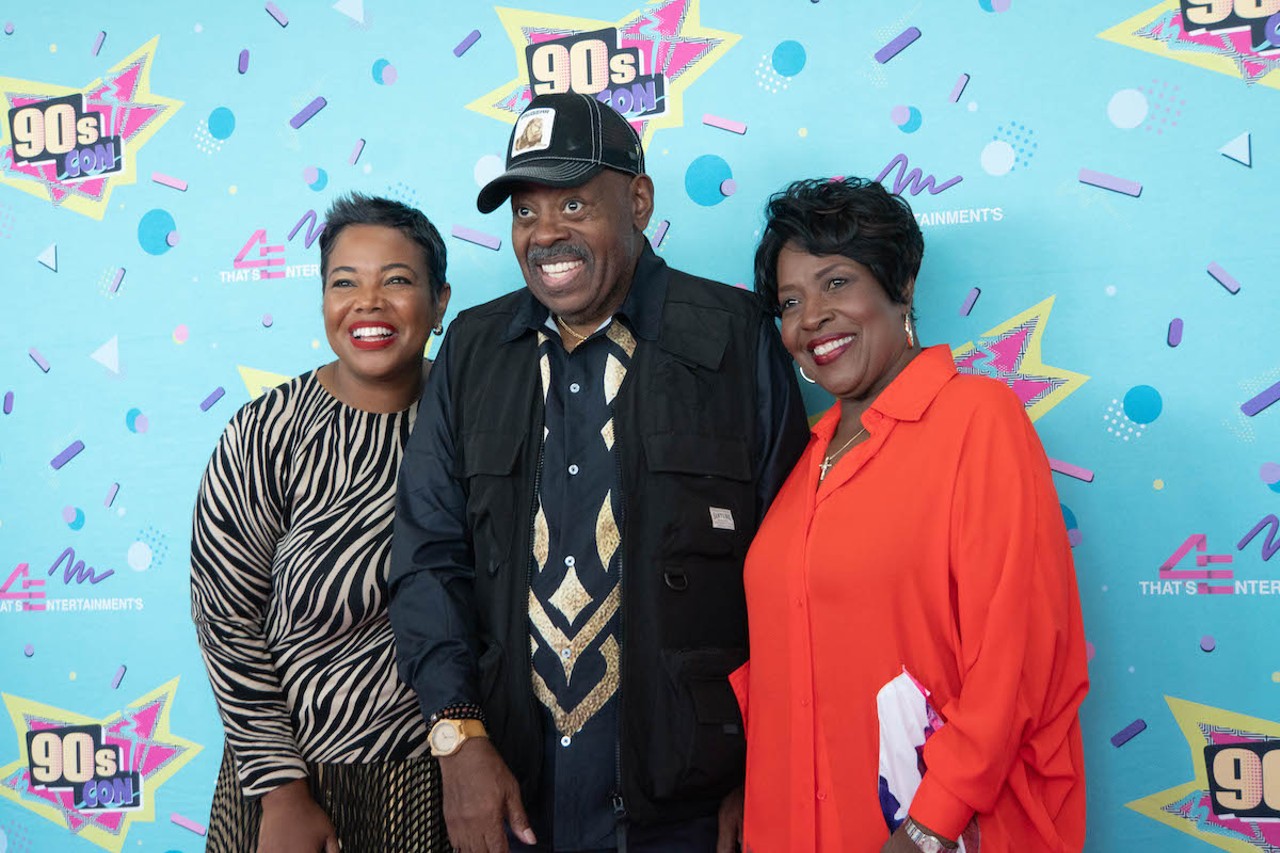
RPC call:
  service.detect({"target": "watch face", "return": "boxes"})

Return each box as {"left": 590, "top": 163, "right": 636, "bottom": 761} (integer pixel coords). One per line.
{"left": 431, "top": 723, "right": 460, "bottom": 753}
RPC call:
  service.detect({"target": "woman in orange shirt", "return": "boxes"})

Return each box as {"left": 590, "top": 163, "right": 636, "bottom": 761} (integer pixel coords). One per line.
{"left": 730, "top": 177, "right": 1088, "bottom": 852}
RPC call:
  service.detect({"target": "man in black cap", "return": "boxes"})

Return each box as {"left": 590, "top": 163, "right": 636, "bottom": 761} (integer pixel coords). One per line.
{"left": 390, "top": 92, "right": 808, "bottom": 852}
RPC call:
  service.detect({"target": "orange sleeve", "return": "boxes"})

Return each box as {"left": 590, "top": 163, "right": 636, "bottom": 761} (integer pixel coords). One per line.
{"left": 910, "top": 386, "right": 1087, "bottom": 840}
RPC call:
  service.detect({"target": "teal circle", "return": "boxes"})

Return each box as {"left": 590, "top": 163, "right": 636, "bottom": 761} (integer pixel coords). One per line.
{"left": 899, "top": 107, "right": 923, "bottom": 133}
{"left": 310, "top": 168, "right": 329, "bottom": 191}
{"left": 771, "top": 40, "right": 807, "bottom": 77}
{"left": 1123, "top": 385, "right": 1163, "bottom": 424}
{"left": 138, "top": 209, "right": 177, "bottom": 256}
{"left": 1060, "top": 504, "right": 1078, "bottom": 530}
{"left": 207, "top": 107, "right": 236, "bottom": 140}
{"left": 684, "top": 155, "right": 733, "bottom": 207}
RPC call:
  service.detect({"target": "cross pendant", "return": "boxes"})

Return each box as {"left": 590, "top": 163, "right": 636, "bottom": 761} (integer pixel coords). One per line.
{"left": 819, "top": 457, "right": 833, "bottom": 480}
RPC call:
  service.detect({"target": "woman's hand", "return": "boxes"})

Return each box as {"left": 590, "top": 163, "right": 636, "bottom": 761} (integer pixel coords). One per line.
{"left": 257, "top": 779, "right": 339, "bottom": 853}
{"left": 880, "top": 820, "right": 957, "bottom": 853}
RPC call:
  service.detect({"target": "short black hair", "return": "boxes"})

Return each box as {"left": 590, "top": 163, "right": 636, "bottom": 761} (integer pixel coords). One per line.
{"left": 754, "top": 177, "right": 924, "bottom": 316}
{"left": 319, "top": 193, "right": 448, "bottom": 296}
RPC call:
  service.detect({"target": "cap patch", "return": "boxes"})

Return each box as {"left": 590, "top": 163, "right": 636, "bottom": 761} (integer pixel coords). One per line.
{"left": 511, "top": 108, "right": 554, "bottom": 158}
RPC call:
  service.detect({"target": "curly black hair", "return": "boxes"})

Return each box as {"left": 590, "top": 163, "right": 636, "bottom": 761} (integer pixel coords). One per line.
{"left": 754, "top": 177, "right": 924, "bottom": 315}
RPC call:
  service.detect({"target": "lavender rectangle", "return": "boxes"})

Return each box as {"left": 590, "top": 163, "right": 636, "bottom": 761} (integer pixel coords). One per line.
{"left": 200, "top": 387, "right": 226, "bottom": 412}
{"left": 652, "top": 220, "right": 670, "bottom": 249}
{"left": 959, "top": 287, "right": 980, "bottom": 316}
{"left": 93, "top": 31, "right": 106, "bottom": 56}
{"left": 265, "top": 2, "right": 288, "bottom": 27}
{"left": 238, "top": 49, "right": 250, "bottom": 74}
{"left": 1110, "top": 719, "right": 1146, "bottom": 747}
{"left": 949, "top": 73, "right": 970, "bottom": 103}
{"left": 1167, "top": 318, "right": 1183, "bottom": 347}
{"left": 454, "top": 30, "right": 481, "bottom": 57}
{"left": 289, "top": 97, "right": 326, "bottom": 129}
{"left": 51, "top": 440, "right": 85, "bottom": 470}
{"left": 28, "top": 348, "right": 50, "bottom": 372}
{"left": 3, "top": 391, "right": 12, "bottom": 414}
{"left": 109, "top": 267, "right": 125, "bottom": 293}
{"left": 1077, "top": 169, "right": 1142, "bottom": 197}
{"left": 349, "top": 138, "right": 365, "bottom": 165}
{"left": 1241, "top": 380, "right": 1280, "bottom": 417}
{"left": 104, "top": 482, "right": 119, "bottom": 507}
{"left": 874, "top": 27, "right": 921, "bottom": 64}
{"left": 1207, "top": 262, "right": 1240, "bottom": 294}
{"left": 451, "top": 225, "right": 501, "bottom": 251}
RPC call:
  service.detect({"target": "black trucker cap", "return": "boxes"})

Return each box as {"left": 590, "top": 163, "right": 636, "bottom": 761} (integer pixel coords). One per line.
{"left": 476, "top": 92, "right": 646, "bottom": 214}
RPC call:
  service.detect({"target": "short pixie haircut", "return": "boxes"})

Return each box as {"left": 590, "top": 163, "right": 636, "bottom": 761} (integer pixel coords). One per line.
{"left": 754, "top": 177, "right": 924, "bottom": 316}
{"left": 319, "top": 193, "right": 448, "bottom": 296}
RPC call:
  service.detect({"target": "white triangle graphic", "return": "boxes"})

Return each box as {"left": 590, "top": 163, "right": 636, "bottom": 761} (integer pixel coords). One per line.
{"left": 1219, "top": 132, "right": 1252, "bottom": 167}
{"left": 91, "top": 336, "right": 120, "bottom": 373}
{"left": 37, "top": 243, "right": 58, "bottom": 271}
{"left": 332, "top": 0, "right": 365, "bottom": 23}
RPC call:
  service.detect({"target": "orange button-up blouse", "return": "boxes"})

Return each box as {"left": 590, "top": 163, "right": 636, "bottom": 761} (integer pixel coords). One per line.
{"left": 731, "top": 345, "right": 1088, "bottom": 852}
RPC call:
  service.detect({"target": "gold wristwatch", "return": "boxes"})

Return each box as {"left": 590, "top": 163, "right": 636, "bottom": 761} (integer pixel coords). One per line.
{"left": 428, "top": 718, "right": 488, "bottom": 757}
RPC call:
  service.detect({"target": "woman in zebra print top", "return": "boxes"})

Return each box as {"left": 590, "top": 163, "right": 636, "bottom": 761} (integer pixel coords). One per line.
{"left": 191, "top": 194, "right": 452, "bottom": 852}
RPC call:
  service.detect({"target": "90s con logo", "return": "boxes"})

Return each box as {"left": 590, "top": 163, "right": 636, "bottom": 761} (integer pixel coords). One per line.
{"left": 7, "top": 94, "right": 123, "bottom": 182}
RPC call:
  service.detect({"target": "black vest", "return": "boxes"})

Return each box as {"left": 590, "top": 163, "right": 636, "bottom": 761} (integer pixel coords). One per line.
{"left": 445, "top": 267, "right": 767, "bottom": 823}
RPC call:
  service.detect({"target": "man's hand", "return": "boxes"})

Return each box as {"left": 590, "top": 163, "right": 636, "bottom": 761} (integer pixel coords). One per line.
{"left": 716, "top": 785, "right": 744, "bottom": 853}
{"left": 439, "top": 738, "right": 536, "bottom": 853}
{"left": 257, "top": 778, "right": 339, "bottom": 853}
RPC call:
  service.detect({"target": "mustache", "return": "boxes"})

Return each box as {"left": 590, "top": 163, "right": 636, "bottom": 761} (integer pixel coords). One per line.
{"left": 526, "top": 242, "right": 589, "bottom": 266}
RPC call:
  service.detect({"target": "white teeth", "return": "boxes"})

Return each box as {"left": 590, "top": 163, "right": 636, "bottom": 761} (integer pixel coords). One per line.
{"left": 812, "top": 335, "right": 854, "bottom": 356}
{"left": 352, "top": 327, "right": 393, "bottom": 339}
{"left": 540, "top": 260, "right": 583, "bottom": 275}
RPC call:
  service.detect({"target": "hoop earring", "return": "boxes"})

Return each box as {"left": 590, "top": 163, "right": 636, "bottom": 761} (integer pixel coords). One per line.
{"left": 433, "top": 323, "right": 444, "bottom": 336}
{"left": 798, "top": 366, "right": 816, "bottom": 385}
{"left": 903, "top": 314, "right": 915, "bottom": 349}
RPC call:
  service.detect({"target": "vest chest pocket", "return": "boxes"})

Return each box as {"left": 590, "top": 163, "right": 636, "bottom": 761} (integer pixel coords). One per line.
{"left": 460, "top": 430, "right": 525, "bottom": 579}
{"left": 641, "top": 432, "right": 753, "bottom": 561}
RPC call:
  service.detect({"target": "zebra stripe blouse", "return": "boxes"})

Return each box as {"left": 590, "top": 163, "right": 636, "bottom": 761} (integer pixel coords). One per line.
{"left": 191, "top": 370, "right": 429, "bottom": 797}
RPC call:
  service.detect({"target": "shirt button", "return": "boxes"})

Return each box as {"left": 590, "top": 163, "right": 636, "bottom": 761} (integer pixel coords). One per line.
{"left": 568, "top": 464, "right": 579, "bottom": 475}
{"left": 801, "top": 697, "right": 810, "bottom": 707}
{"left": 560, "top": 735, "right": 572, "bottom": 748}
{"left": 564, "top": 555, "right": 575, "bottom": 567}
{"left": 561, "top": 648, "right": 572, "bottom": 660}
{"left": 795, "top": 597, "right": 805, "bottom": 608}
{"left": 817, "top": 790, "right": 827, "bottom": 801}
{"left": 569, "top": 382, "right": 581, "bottom": 393}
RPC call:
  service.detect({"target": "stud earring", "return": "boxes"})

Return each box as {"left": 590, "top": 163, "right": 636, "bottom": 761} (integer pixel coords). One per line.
{"left": 433, "top": 323, "right": 444, "bottom": 336}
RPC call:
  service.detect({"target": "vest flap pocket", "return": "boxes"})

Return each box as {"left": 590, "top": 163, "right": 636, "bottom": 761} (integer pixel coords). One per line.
{"left": 460, "top": 430, "right": 524, "bottom": 477}
{"left": 642, "top": 433, "right": 751, "bottom": 482}
{"left": 689, "top": 676, "right": 741, "bottom": 724}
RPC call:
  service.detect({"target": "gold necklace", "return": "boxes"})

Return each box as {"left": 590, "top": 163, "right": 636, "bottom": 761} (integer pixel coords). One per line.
{"left": 819, "top": 426, "right": 869, "bottom": 480}
{"left": 554, "top": 314, "right": 591, "bottom": 343}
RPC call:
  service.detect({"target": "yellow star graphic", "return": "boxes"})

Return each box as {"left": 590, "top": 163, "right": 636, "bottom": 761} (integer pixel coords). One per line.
{"left": 0, "top": 37, "right": 183, "bottom": 220}
{"left": 468, "top": 0, "right": 739, "bottom": 146}
{"left": 1098, "top": 1, "right": 1280, "bottom": 90}
{"left": 0, "top": 678, "right": 202, "bottom": 852}
{"left": 952, "top": 296, "right": 1089, "bottom": 422}
{"left": 1128, "top": 696, "right": 1280, "bottom": 851}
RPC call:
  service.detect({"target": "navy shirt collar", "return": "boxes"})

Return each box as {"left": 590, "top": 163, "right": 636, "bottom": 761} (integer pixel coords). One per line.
{"left": 503, "top": 240, "right": 667, "bottom": 343}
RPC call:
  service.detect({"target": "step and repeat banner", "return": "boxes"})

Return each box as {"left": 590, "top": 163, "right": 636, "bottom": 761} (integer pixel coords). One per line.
{"left": 1, "top": 1, "right": 1277, "bottom": 850}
